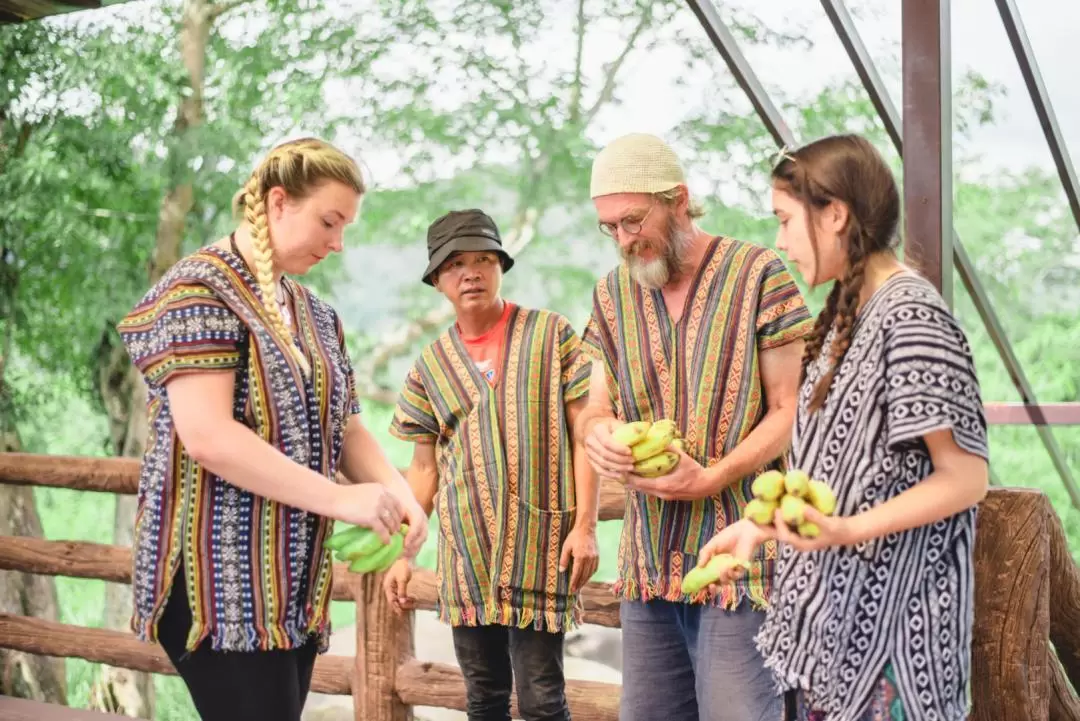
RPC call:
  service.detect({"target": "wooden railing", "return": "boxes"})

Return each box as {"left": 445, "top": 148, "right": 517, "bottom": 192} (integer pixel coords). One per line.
{"left": 0, "top": 452, "right": 1078, "bottom": 721}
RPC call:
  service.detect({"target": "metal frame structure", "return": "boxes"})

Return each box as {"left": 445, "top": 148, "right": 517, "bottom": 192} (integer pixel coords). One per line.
{"left": 6, "top": 0, "right": 1079, "bottom": 508}
{"left": 684, "top": 0, "right": 1080, "bottom": 510}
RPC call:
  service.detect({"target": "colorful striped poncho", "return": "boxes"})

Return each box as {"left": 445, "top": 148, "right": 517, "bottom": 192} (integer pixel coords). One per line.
{"left": 582, "top": 236, "right": 813, "bottom": 610}
{"left": 118, "top": 246, "right": 358, "bottom": 653}
{"left": 390, "top": 305, "right": 591, "bottom": 632}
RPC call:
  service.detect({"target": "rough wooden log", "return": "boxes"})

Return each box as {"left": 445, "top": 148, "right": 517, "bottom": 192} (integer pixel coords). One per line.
{"left": 1050, "top": 646, "right": 1080, "bottom": 721}
{"left": 0, "top": 536, "right": 624, "bottom": 622}
{"left": 0, "top": 613, "right": 351, "bottom": 695}
{"left": 0, "top": 695, "right": 128, "bottom": 721}
{"left": 0, "top": 454, "right": 140, "bottom": 494}
{"left": 970, "top": 488, "right": 1051, "bottom": 721}
{"left": 0, "top": 452, "right": 632, "bottom": 521}
{"left": 0, "top": 535, "right": 356, "bottom": 602}
{"left": 1047, "top": 506, "right": 1080, "bottom": 690}
{"left": 395, "top": 658, "right": 620, "bottom": 719}
{"left": 353, "top": 574, "right": 412, "bottom": 721}
{"left": 405, "top": 567, "right": 621, "bottom": 628}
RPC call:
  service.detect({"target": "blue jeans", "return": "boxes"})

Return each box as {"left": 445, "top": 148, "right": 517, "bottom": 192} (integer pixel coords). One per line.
{"left": 619, "top": 599, "right": 782, "bottom": 721}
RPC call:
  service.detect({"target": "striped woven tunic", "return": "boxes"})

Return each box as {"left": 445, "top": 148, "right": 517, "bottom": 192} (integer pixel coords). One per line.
{"left": 582, "top": 236, "right": 813, "bottom": 609}
{"left": 390, "top": 306, "right": 591, "bottom": 632}
{"left": 118, "top": 247, "right": 359, "bottom": 653}
{"left": 757, "top": 273, "right": 989, "bottom": 721}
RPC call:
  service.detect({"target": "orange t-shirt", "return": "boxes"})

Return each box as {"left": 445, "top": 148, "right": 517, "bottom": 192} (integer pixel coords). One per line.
{"left": 458, "top": 301, "right": 513, "bottom": 386}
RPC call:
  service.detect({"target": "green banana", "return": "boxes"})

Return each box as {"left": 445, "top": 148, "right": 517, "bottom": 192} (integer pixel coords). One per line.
{"left": 373, "top": 532, "right": 406, "bottom": 573}
{"left": 348, "top": 532, "right": 404, "bottom": 574}
{"left": 325, "top": 525, "right": 368, "bottom": 552}
{"left": 680, "top": 553, "right": 750, "bottom": 594}
{"left": 806, "top": 480, "right": 837, "bottom": 515}
{"left": 751, "top": 470, "right": 785, "bottom": 501}
{"left": 784, "top": 469, "right": 810, "bottom": 498}
{"left": 338, "top": 529, "right": 385, "bottom": 561}
{"left": 780, "top": 494, "right": 808, "bottom": 526}
{"left": 633, "top": 450, "right": 680, "bottom": 477}
{"left": 611, "top": 421, "right": 651, "bottom": 447}
{"left": 630, "top": 420, "right": 677, "bottom": 461}
{"left": 743, "top": 498, "right": 778, "bottom": 525}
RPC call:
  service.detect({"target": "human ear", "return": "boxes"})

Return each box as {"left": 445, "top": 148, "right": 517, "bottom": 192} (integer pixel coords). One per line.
{"left": 266, "top": 186, "right": 288, "bottom": 220}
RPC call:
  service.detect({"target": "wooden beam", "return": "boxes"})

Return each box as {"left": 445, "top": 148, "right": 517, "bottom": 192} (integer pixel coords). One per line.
{"left": 0, "top": 613, "right": 352, "bottom": 695}
{"left": 0, "top": 452, "right": 631, "bottom": 520}
{"left": 1047, "top": 498, "right": 1080, "bottom": 689}
{"left": 0, "top": 696, "right": 126, "bottom": 721}
{"left": 970, "top": 488, "right": 1051, "bottom": 720}
{"left": 352, "top": 574, "right": 411, "bottom": 721}
{"left": 0, "top": 453, "right": 140, "bottom": 494}
{"left": 395, "top": 658, "right": 619, "bottom": 720}
{"left": 0, "top": 535, "right": 356, "bottom": 601}
{"left": 403, "top": 566, "right": 620, "bottom": 628}
{"left": 1049, "top": 650, "right": 1080, "bottom": 721}
{"left": 984, "top": 403, "right": 1080, "bottom": 427}
{"left": 0, "top": 535, "right": 624, "bottom": 626}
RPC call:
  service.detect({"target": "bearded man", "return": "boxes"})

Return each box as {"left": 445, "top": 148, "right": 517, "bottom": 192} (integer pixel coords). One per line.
{"left": 575, "top": 133, "right": 814, "bottom": 721}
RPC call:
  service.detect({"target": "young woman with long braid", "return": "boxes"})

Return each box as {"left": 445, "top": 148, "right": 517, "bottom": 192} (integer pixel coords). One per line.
{"left": 118, "top": 137, "right": 428, "bottom": 721}
{"left": 696, "top": 134, "right": 989, "bottom": 720}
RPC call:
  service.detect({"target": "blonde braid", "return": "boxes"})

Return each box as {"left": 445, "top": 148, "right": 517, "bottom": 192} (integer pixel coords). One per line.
{"left": 242, "top": 173, "right": 312, "bottom": 376}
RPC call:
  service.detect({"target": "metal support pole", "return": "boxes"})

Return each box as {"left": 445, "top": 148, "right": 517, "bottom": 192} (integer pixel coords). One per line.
{"left": 902, "top": 0, "right": 953, "bottom": 306}
{"left": 819, "top": 0, "right": 1080, "bottom": 510}
{"left": 994, "top": 0, "right": 1080, "bottom": 232}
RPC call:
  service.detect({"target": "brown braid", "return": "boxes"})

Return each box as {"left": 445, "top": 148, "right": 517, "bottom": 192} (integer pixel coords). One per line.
{"left": 807, "top": 251, "right": 869, "bottom": 412}
{"left": 771, "top": 134, "right": 901, "bottom": 414}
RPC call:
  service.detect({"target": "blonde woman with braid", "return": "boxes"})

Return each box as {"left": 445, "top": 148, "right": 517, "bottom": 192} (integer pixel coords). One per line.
{"left": 118, "top": 137, "right": 428, "bottom": 721}
{"left": 696, "top": 134, "right": 989, "bottom": 720}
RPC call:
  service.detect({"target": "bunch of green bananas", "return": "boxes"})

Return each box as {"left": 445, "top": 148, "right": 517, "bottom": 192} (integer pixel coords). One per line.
{"left": 610, "top": 419, "right": 684, "bottom": 478}
{"left": 743, "top": 469, "right": 837, "bottom": 538}
{"left": 325, "top": 523, "right": 408, "bottom": 574}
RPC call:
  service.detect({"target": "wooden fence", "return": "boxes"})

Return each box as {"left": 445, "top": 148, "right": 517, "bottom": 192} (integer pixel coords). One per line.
{"left": 0, "top": 452, "right": 1077, "bottom": 720}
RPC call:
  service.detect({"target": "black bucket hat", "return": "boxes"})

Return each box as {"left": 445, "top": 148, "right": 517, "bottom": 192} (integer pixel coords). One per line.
{"left": 422, "top": 209, "right": 515, "bottom": 286}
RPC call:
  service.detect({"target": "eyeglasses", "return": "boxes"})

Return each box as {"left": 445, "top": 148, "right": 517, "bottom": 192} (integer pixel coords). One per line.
{"left": 598, "top": 202, "right": 655, "bottom": 238}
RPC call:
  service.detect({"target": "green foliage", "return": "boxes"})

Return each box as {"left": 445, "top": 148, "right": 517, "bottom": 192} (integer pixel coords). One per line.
{"left": 2, "top": 2, "right": 1079, "bottom": 719}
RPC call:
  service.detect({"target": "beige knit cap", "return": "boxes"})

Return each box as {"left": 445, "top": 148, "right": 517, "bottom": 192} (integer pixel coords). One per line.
{"left": 590, "top": 133, "right": 686, "bottom": 198}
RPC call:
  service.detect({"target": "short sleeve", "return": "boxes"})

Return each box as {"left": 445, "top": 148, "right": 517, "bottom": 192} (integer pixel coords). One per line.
{"left": 756, "top": 251, "right": 814, "bottom": 350}
{"left": 117, "top": 280, "right": 245, "bottom": 388}
{"left": 555, "top": 315, "right": 591, "bottom": 403}
{"left": 389, "top": 362, "right": 440, "bottom": 443}
{"left": 581, "top": 284, "right": 616, "bottom": 372}
{"left": 883, "top": 299, "right": 989, "bottom": 459}
{"left": 332, "top": 310, "right": 362, "bottom": 415}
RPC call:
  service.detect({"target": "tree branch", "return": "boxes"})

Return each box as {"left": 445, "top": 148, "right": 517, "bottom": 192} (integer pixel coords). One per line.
{"left": 583, "top": 6, "right": 654, "bottom": 127}
{"left": 354, "top": 208, "right": 539, "bottom": 403}
{"left": 568, "top": 0, "right": 587, "bottom": 124}
{"left": 207, "top": 0, "right": 251, "bottom": 20}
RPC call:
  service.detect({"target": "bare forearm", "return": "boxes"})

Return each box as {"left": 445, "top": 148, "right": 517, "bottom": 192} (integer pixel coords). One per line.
{"left": 193, "top": 420, "right": 342, "bottom": 517}
{"left": 341, "top": 419, "right": 412, "bottom": 498}
{"left": 706, "top": 405, "right": 795, "bottom": 494}
{"left": 404, "top": 465, "right": 438, "bottom": 516}
{"left": 571, "top": 440, "right": 600, "bottom": 530}
{"left": 847, "top": 469, "right": 987, "bottom": 545}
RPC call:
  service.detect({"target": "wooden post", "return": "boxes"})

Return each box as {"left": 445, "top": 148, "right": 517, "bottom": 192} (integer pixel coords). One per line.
{"left": 1047, "top": 502, "right": 1080, "bottom": 689}
{"left": 351, "top": 573, "right": 412, "bottom": 721}
{"left": 970, "top": 489, "right": 1051, "bottom": 720}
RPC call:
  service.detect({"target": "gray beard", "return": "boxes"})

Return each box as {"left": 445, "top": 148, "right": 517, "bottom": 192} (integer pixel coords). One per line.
{"left": 626, "top": 221, "right": 694, "bottom": 290}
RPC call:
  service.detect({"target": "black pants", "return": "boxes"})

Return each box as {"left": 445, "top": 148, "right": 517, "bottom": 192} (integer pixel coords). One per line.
{"left": 157, "top": 570, "right": 318, "bottom": 721}
{"left": 452, "top": 624, "right": 571, "bottom": 721}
